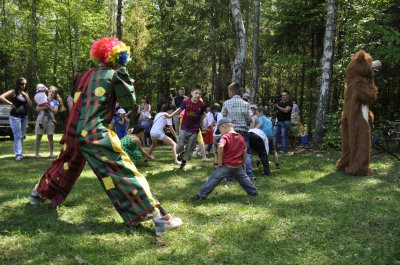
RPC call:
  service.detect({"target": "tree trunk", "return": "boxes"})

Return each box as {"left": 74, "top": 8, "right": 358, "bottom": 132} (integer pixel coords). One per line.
{"left": 109, "top": 0, "right": 116, "bottom": 36}
{"left": 31, "top": 0, "right": 39, "bottom": 84}
{"left": 230, "top": 0, "right": 247, "bottom": 86}
{"left": 251, "top": 0, "right": 260, "bottom": 102}
{"left": 117, "top": 0, "right": 123, "bottom": 40}
{"left": 314, "top": 0, "right": 337, "bottom": 145}
{"left": 52, "top": 27, "right": 59, "bottom": 85}
{"left": 242, "top": 0, "right": 250, "bottom": 90}
{"left": 210, "top": 0, "right": 217, "bottom": 104}
{"left": 73, "top": 26, "right": 79, "bottom": 74}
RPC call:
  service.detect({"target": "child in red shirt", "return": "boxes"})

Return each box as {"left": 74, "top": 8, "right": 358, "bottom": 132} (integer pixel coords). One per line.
{"left": 192, "top": 118, "right": 258, "bottom": 199}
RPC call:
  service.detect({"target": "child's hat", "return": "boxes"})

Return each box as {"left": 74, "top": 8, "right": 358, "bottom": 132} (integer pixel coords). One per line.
{"left": 36, "top": 84, "right": 48, "bottom": 92}
{"left": 242, "top": 93, "right": 251, "bottom": 100}
{"left": 216, "top": 117, "right": 234, "bottom": 133}
{"left": 117, "top": 108, "right": 126, "bottom": 114}
{"left": 250, "top": 104, "right": 257, "bottom": 109}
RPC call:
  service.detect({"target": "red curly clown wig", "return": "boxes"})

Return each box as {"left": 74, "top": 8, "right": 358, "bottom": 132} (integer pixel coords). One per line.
{"left": 90, "top": 37, "right": 131, "bottom": 68}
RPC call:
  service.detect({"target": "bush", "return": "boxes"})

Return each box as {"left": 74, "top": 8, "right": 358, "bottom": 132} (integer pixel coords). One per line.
{"left": 321, "top": 112, "right": 341, "bottom": 150}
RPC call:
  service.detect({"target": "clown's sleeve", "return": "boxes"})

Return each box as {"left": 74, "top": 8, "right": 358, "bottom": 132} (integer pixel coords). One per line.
{"left": 113, "top": 66, "right": 136, "bottom": 109}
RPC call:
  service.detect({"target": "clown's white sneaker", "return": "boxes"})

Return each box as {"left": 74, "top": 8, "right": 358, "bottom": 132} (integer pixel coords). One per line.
{"left": 153, "top": 214, "right": 183, "bottom": 237}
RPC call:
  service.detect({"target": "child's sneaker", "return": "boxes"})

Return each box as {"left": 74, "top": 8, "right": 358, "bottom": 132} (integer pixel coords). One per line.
{"left": 191, "top": 194, "right": 205, "bottom": 200}
{"left": 177, "top": 152, "right": 183, "bottom": 162}
{"left": 178, "top": 160, "right": 186, "bottom": 170}
{"left": 30, "top": 186, "right": 45, "bottom": 205}
{"left": 153, "top": 214, "right": 183, "bottom": 237}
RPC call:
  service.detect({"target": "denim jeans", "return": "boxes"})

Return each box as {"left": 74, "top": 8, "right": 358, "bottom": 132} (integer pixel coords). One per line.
{"left": 198, "top": 165, "right": 257, "bottom": 198}
{"left": 237, "top": 131, "right": 254, "bottom": 178}
{"left": 9, "top": 115, "right": 28, "bottom": 158}
{"left": 274, "top": 120, "right": 292, "bottom": 153}
{"left": 176, "top": 130, "right": 198, "bottom": 161}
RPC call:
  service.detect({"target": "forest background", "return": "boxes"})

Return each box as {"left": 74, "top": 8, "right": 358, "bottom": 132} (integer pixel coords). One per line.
{"left": 1, "top": 0, "right": 399, "bottom": 146}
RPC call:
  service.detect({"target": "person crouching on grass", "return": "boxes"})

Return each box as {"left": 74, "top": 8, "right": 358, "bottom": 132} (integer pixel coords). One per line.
{"left": 120, "top": 125, "right": 155, "bottom": 164}
{"left": 192, "top": 118, "right": 258, "bottom": 200}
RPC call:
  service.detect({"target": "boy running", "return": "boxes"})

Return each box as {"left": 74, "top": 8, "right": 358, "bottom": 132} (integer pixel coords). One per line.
{"left": 166, "top": 85, "right": 206, "bottom": 170}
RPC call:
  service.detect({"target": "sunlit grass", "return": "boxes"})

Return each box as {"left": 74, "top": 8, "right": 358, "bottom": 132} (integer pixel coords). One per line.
{"left": 0, "top": 134, "right": 399, "bottom": 264}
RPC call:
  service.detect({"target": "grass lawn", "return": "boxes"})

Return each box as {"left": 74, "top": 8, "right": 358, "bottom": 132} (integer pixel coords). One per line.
{"left": 0, "top": 134, "right": 399, "bottom": 265}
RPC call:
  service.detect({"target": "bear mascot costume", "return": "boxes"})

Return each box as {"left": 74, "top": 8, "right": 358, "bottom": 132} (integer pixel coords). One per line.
{"left": 336, "top": 50, "right": 379, "bottom": 176}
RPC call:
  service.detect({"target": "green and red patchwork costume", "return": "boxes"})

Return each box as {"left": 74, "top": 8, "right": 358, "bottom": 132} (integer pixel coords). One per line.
{"left": 36, "top": 66, "right": 159, "bottom": 226}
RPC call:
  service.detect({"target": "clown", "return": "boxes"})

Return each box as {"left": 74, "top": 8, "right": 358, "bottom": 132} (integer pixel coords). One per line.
{"left": 29, "top": 37, "right": 182, "bottom": 236}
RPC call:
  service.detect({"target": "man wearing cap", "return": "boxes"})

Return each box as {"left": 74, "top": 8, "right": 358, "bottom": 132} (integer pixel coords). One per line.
{"left": 192, "top": 117, "right": 258, "bottom": 200}
{"left": 221, "top": 82, "right": 254, "bottom": 179}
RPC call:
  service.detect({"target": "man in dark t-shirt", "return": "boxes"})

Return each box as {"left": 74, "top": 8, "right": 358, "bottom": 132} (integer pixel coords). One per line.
{"left": 273, "top": 90, "right": 293, "bottom": 153}
{"left": 172, "top": 87, "right": 187, "bottom": 134}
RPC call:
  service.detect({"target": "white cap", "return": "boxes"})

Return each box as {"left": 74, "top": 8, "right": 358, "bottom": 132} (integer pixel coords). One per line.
{"left": 36, "top": 84, "right": 48, "bottom": 92}
{"left": 117, "top": 108, "right": 126, "bottom": 114}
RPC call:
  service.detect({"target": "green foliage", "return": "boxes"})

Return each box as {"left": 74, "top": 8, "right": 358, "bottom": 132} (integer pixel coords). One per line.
{"left": 1, "top": 0, "right": 399, "bottom": 145}
{"left": 321, "top": 112, "right": 342, "bottom": 150}
{"left": 1, "top": 135, "right": 400, "bottom": 264}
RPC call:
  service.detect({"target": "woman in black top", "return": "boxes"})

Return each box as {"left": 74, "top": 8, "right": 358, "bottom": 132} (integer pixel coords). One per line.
{"left": 0, "top": 77, "right": 32, "bottom": 160}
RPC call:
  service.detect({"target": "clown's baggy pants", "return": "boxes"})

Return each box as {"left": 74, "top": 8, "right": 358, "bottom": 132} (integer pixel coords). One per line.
{"left": 36, "top": 129, "right": 159, "bottom": 227}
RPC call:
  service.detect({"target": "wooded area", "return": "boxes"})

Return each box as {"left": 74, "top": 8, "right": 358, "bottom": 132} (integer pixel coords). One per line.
{"left": 1, "top": 0, "right": 399, "bottom": 141}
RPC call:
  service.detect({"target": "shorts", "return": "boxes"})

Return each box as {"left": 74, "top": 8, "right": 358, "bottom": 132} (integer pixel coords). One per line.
{"left": 268, "top": 137, "right": 275, "bottom": 153}
{"left": 150, "top": 131, "right": 167, "bottom": 141}
{"left": 197, "top": 129, "right": 204, "bottom": 142}
{"left": 35, "top": 116, "right": 55, "bottom": 135}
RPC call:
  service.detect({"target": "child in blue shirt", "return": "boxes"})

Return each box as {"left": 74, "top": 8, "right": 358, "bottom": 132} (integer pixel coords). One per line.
{"left": 113, "top": 108, "right": 129, "bottom": 139}
{"left": 255, "top": 106, "right": 280, "bottom": 169}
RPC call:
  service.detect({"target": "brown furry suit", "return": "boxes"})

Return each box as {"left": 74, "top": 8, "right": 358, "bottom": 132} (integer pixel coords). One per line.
{"left": 336, "top": 50, "right": 378, "bottom": 176}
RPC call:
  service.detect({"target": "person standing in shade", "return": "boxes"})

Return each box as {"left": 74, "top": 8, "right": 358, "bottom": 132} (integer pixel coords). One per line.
{"left": 273, "top": 90, "right": 293, "bottom": 153}
{"left": 0, "top": 77, "right": 32, "bottom": 160}
{"left": 35, "top": 85, "right": 64, "bottom": 159}
{"left": 171, "top": 87, "right": 187, "bottom": 135}
{"left": 255, "top": 106, "right": 280, "bottom": 169}
{"left": 221, "top": 82, "right": 254, "bottom": 180}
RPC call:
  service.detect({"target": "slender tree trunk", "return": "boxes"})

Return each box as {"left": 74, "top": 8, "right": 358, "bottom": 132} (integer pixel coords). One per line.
{"left": 216, "top": 50, "right": 223, "bottom": 103}
{"left": 210, "top": 0, "right": 217, "bottom": 104}
{"left": 299, "top": 54, "right": 305, "bottom": 123}
{"left": 251, "top": 0, "right": 260, "bottom": 102}
{"left": 117, "top": 0, "right": 123, "bottom": 40}
{"left": 307, "top": 33, "right": 315, "bottom": 137}
{"left": 109, "top": 0, "right": 116, "bottom": 36}
{"left": 242, "top": 0, "right": 250, "bottom": 89}
{"left": 2, "top": 0, "right": 5, "bottom": 25}
{"left": 52, "top": 27, "right": 59, "bottom": 85}
{"left": 331, "top": 0, "right": 348, "bottom": 113}
{"left": 31, "top": 0, "right": 39, "bottom": 84}
{"left": 230, "top": 0, "right": 247, "bottom": 85}
{"left": 74, "top": 26, "right": 79, "bottom": 74}
{"left": 314, "top": 0, "right": 337, "bottom": 145}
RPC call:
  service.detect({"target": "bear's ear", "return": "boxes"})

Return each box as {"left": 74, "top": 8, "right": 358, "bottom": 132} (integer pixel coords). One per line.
{"left": 355, "top": 50, "right": 367, "bottom": 64}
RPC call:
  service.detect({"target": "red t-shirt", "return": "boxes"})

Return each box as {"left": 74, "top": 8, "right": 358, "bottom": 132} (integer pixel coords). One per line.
{"left": 179, "top": 98, "right": 206, "bottom": 133}
{"left": 219, "top": 132, "right": 246, "bottom": 167}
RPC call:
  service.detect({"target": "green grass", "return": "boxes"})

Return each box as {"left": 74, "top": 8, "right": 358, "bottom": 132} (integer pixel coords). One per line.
{"left": 0, "top": 134, "right": 399, "bottom": 264}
